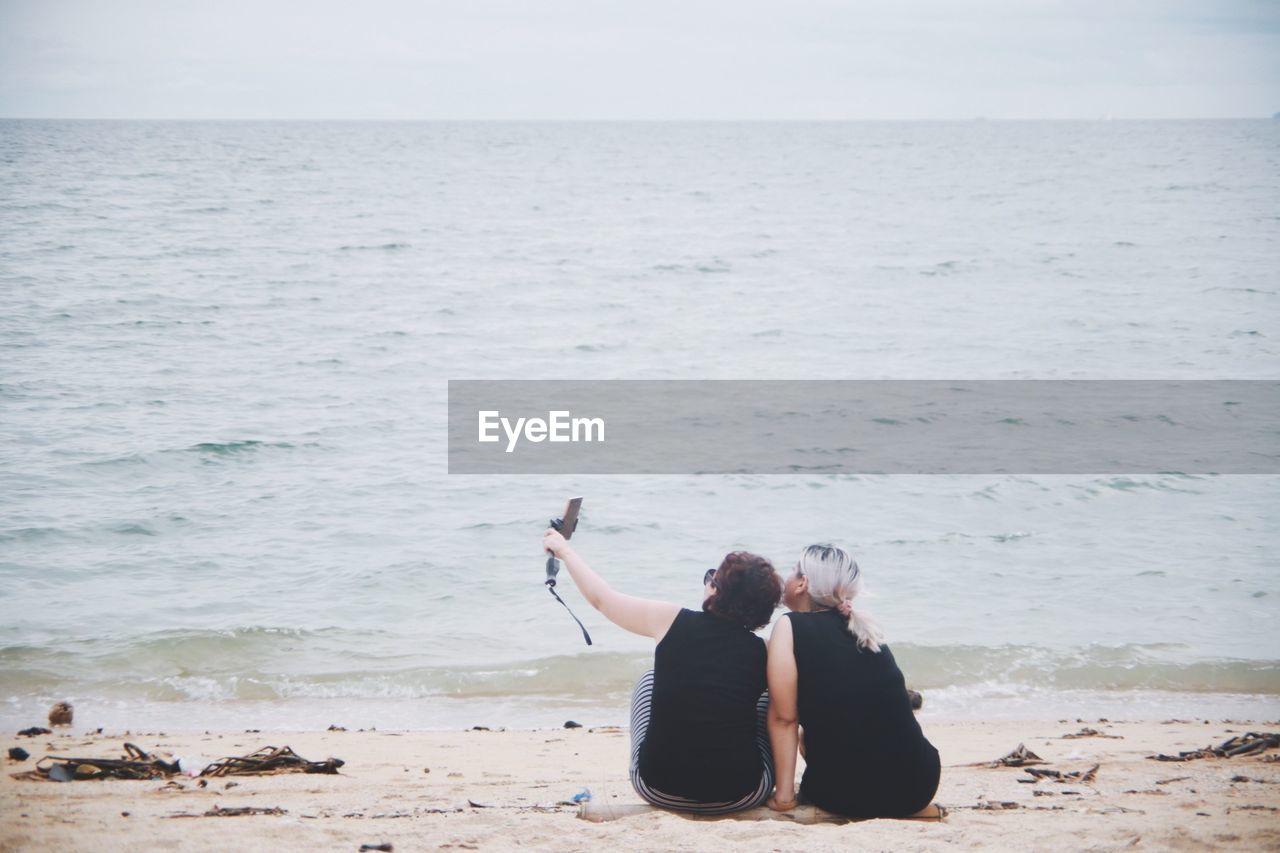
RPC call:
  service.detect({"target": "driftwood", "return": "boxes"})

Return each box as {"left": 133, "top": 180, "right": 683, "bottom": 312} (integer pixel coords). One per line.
{"left": 12, "top": 743, "right": 343, "bottom": 782}
{"left": 1148, "top": 732, "right": 1280, "bottom": 763}
{"left": 970, "top": 743, "right": 1047, "bottom": 768}
{"left": 579, "top": 801, "right": 858, "bottom": 824}
{"left": 1020, "top": 764, "right": 1099, "bottom": 784}
{"left": 198, "top": 745, "right": 344, "bottom": 777}
{"left": 167, "top": 806, "right": 288, "bottom": 818}
{"left": 14, "top": 743, "right": 179, "bottom": 782}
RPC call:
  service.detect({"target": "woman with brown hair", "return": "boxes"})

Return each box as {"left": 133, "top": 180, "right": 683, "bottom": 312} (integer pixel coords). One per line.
{"left": 543, "top": 529, "right": 782, "bottom": 814}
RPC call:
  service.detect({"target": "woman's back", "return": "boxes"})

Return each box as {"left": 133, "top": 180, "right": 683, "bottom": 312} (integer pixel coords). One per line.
{"left": 639, "top": 608, "right": 767, "bottom": 801}
{"left": 787, "top": 609, "right": 939, "bottom": 817}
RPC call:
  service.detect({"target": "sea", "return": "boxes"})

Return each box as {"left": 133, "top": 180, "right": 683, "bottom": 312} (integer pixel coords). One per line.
{"left": 1, "top": 119, "right": 1277, "bottom": 731}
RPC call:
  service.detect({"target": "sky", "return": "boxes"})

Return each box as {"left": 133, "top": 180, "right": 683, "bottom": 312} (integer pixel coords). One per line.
{"left": 1, "top": 0, "right": 1278, "bottom": 120}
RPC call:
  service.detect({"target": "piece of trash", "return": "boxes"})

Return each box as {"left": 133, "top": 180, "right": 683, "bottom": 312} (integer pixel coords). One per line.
{"left": 470, "top": 726, "right": 491, "bottom": 732}
{"left": 1021, "top": 764, "right": 1099, "bottom": 784}
{"left": 176, "top": 755, "right": 211, "bottom": 777}
{"left": 9, "top": 747, "right": 30, "bottom": 761}
{"left": 199, "top": 745, "right": 344, "bottom": 777}
{"left": 359, "top": 845, "right": 393, "bottom": 852}
{"left": 557, "top": 787, "right": 593, "bottom": 805}
{"left": 467, "top": 800, "right": 493, "bottom": 808}
{"left": 1155, "top": 776, "right": 1190, "bottom": 785}
{"left": 422, "top": 768, "right": 430, "bottom": 774}
{"left": 48, "top": 764, "right": 73, "bottom": 782}
{"left": 972, "top": 744, "right": 1046, "bottom": 768}
{"left": 17, "top": 727, "right": 51, "bottom": 737}
{"left": 563, "top": 721, "right": 582, "bottom": 729}
{"left": 48, "top": 702, "right": 73, "bottom": 727}
{"left": 328, "top": 724, "right": 348, "bottom": 732}
{"left": 1148, "top": 731, "right": 1280, "bottom": 762}
{"left": 974, "top": 800, "right": 1020, "bottom": 810}
{"left": 225, "top": 781, "right": 239, "bottom": 789}
{"left": 121, "top": 811, "right": 130, "bottom": 817}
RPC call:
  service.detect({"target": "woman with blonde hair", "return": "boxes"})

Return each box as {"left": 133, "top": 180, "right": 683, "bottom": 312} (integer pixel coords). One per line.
{"left": 766, "top": 544, "right": 943, "bottom": 819}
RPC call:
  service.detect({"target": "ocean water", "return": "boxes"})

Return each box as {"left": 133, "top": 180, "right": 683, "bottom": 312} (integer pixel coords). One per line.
{"left": 1, "top": 119, "right": 1278, "bottom": 731}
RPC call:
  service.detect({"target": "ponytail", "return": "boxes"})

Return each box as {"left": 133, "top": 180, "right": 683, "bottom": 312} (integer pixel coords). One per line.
{"left": 837, "top": 598, "right": 883, "bottom": 652}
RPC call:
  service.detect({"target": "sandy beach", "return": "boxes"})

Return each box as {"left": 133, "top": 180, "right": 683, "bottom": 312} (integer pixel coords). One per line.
{"left": 3, "top": 718, "right": 1278, "bottom": 851}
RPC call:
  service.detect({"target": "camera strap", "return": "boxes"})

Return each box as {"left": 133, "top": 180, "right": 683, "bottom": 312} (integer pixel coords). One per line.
{"left": 546, "top": 581, "right": 592, "bottom": 646}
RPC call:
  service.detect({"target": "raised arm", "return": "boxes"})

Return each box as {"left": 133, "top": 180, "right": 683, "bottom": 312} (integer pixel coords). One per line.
{"left": 543, "top": 529, "right": 680, "bottom": 642}
{"left": 766, "top": 614, "right": 800, "bottom": 810}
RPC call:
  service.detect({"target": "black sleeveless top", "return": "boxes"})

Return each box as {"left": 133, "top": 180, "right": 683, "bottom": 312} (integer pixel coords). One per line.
{"left": 787, "top": 609, "right": 940, "bottom": 818}
{"left": 637, "top": 608, "right": 767, "bottom": 801}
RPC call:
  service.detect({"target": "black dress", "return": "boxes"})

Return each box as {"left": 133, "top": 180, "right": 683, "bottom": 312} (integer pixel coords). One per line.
{"left": 787, "top": 609, "right": 940, "bottom": 817}
{"left": 637, "top": 608, "right": 768, "bottom": 801}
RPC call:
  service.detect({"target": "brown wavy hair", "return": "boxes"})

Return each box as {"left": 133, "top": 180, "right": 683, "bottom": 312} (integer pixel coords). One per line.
{"left": 702, "top": 551, "right": 782, "bottom": 630}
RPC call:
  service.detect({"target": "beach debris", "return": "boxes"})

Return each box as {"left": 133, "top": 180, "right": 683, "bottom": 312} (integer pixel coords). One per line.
{"left": 17, "top": 727, "right": 51, "bottom": 737}
{"left": 48, "top": 702, "right": 73, "bottom": 727}
{"left": 1155, "top": 776, "right": 1190, "bottom": 785}
{"left": 558, "top": 787, "right": 592, "bottom": 805}
{"left": 328, "top": 724, "right": 348, "bottom": 731}
{"left": 8, "top": 747, "right": 30, "bottom": 761}
{"left": 1230, "top": 775, "right": 1276, "bottom": 784}
{"left": 198, "top": 745, "right": 344, "bottom": 777}
{"left": 563, "top": 720, "right": 583, "bottom": 729}
{"left": 1020, "top": 764, "right": 1099, "bottom": 784}
{"left": 1062, "top": 727, "right": 1122, "bottom": 739}
{"left": 15, "top": 742, "right": 181, "bottom": 782}
{"left": 974, "top": 800, "right": 1021, "bottom": 810}
{"left": 1148, "top": 732, "right": 1280, "bottom": 762}
{"left": 907, "top": 689, "right": 923, "bottom": 710}
{"left": 467, "top": 800, "right": 494, "bottom": 809}
{"left": 168, "top": 805, "right": 288, "bottom": 818}
{"left": 973, "top": 743, "right": 1047, "bottom": 768}
{"left": 359, "top": 845, "right": 394, "bottom": 852}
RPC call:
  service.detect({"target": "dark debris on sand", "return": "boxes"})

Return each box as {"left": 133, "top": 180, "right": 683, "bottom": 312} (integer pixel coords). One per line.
{"left": 1148, "top": 732, "right": 1280, "bottom": 762}
{"left": 973, "top": 743, "right": 1047, "bottom": 767}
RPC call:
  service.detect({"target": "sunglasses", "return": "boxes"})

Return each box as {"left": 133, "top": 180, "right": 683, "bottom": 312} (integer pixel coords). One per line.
{"left": 703, "top": 568, "right": 717, "bottom": 588}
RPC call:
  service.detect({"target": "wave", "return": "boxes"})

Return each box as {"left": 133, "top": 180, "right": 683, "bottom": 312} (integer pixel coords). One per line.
{"left": 2, "top": 634, "right": 1276, "bottom": 705}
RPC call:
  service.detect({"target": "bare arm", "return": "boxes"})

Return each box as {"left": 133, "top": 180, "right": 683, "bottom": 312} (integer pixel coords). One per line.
{"left": 543, "top": 529, "right": 680, "bottom": 642}
{"left": 767, "top": 615, "right": 800, "bottom": 810}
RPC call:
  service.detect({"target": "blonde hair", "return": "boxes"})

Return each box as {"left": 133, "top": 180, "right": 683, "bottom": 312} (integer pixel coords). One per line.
{"left": 796, "top": 544, "right": 883, "bottom": 652}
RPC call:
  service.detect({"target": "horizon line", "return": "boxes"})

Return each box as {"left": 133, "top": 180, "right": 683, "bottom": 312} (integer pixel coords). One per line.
{"left": 1, "top": 115, "right": 1276, "bottom": 123}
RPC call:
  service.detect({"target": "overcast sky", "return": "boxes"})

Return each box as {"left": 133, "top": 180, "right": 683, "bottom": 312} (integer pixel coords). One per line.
{"left": 1, "top": 0, "right": 1277, "bottom": 120}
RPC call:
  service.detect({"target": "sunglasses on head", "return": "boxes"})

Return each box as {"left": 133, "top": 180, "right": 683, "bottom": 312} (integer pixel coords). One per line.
{"left": 703, "top": 568, "right": 717, "bottom": 588}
